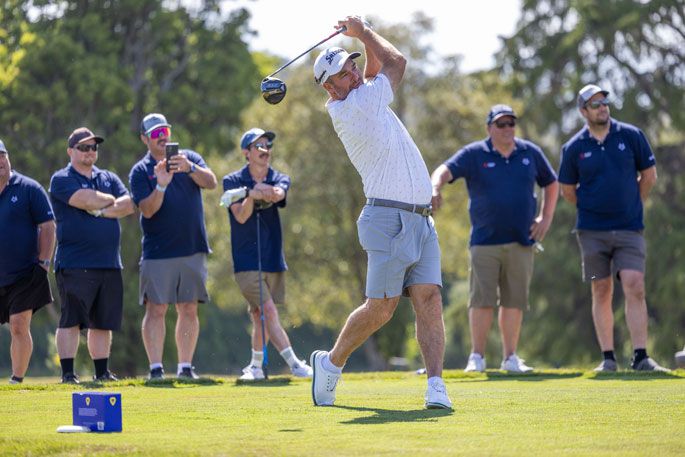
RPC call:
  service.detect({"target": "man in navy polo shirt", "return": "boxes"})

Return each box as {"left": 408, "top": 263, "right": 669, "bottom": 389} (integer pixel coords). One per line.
{"left": 431, "top": 105, "right": 558, "bottom": 373}
{"left": 559, "top": 84, "right": 667, "bottom": 372}
{"left": 50, "top": 127, "right": 134, "bottom": 383}
{"left": 0, "top": 139, "right": 55, "bottom": 384}
{"left": 129, "top": 113, "right": 217, "bottom": 380}
{"left": 222, "top": 128, "right": 312, "bottom": 380}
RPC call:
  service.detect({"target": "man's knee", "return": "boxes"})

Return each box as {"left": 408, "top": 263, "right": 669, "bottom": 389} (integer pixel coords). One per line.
{"left": 9, "top": 312, "right": 32, "bottom": 337}
{"left": 620, "top": 271, "right": 645, "bottom": 301}
{"left": 145, "top": 303, "right": 169, "bottom": 319}
{"left": 175, "top": 302, "right": 198, "bottom": 319}
{"left": 365, "top": 298, "right": 399, "bottom": 324}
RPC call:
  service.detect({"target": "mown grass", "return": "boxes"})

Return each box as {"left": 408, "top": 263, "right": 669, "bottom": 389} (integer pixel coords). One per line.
{"left": 1, "top": 369, "right": 684, "bottom": 456}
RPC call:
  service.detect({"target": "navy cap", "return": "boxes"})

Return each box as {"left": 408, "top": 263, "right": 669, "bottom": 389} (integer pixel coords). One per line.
{"left": 140, "top": 113, "right": 171, "bottom": 135}
{"left": 486, "top": 104, "right": 517, "bottom": 125}
{"left": 68, "top": 127, "right": 104, "bottom": 148}
{"left": 0, "top": 139, "right": 7, "bottom": 154}
{"left": 240, "top": 128, "right": 276, "bottom": 150}
{"left": 577, "top": 84, "right": 609, "bottom": 108}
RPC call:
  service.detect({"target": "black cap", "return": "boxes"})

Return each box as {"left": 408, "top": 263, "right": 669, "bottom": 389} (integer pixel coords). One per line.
{"left": 68, "top": 128, "right": 104, "bottom": 148}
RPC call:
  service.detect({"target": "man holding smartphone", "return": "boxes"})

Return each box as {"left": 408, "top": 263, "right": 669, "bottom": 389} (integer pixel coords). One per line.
{"left": 129, "top": 113, "right": 217, "bottom": 380}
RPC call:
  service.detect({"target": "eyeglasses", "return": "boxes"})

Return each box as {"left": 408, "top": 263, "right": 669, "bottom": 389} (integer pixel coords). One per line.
{"left": 75, "top": 143, "right": 98, "bottom": 152}
{"left": 148, "top": 127, "right": 171, "bottom": 139}
{"left": 585, "top": 99, "right": 610, "bottom": 109}
{"left": 252, "top": 142, "right": 273, "bottom": 150}
{"left": 494, "top": 120, "right": 516, "bottom": 129}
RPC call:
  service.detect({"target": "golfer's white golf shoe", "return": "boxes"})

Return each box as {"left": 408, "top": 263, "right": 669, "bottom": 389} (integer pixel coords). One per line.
{"left": 291, "top": 361, "right": 313, "bottom": 378}
{"left": 311, "top": 350, "right": 340, "bottom": 406}
{"left": 464, "top": 353, "right": 486, "bottom": 372}
{"left": 425, "top": 377, "right": 452, "bottom": 409}
{"left": 239, "top": 365, "right": 265, "bottom": 381}
{"left": 501, "top": 354, "right": 534, "bottom": 373}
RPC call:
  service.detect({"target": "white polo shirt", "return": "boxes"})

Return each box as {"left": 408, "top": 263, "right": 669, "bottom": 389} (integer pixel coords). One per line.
{"left": 326, "top": 73, "right": 432, "bottom": 205}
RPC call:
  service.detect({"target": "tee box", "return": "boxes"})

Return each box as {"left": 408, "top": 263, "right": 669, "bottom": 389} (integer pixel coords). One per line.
{"left": 72, "top": 392, "right": 122, "bottom": 432}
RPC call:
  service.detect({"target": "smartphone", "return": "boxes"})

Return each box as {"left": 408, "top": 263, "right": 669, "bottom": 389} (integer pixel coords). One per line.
{"left": 165, "top": 142, "right": 179, "bottom": 172}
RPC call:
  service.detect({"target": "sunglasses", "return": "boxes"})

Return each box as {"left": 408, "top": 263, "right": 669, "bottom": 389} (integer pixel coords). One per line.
{"left": 252, "top": 142, "right": 273, "bottom": 150}
{"left": 585, "top": 99, "right": 610, "bottom": 109}
{"left": 75, "top": 143, "right": 98, "bottom": 152}
{"left": 148, "top": 127, "right": 171, "bottom": 139}
{"left": 494, "top": 120, "right": 516, "bottom": 129}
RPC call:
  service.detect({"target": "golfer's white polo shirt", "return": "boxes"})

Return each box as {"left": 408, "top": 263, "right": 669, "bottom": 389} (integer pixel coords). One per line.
{"left": 326, "top": 73, "right": 432, "bottom": 205}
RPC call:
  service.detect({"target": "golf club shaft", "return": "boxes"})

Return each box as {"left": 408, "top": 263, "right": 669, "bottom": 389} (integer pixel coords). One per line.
{"left": 266, "top": 26, "right": 347, "bottom": 78}
{"left": 256, "top": 211, "right": 269, "bottom": 379}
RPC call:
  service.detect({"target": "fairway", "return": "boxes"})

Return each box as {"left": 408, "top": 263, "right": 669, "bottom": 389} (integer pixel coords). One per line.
{"left": 1, "top": 370, "right": 684, "bottom": 456}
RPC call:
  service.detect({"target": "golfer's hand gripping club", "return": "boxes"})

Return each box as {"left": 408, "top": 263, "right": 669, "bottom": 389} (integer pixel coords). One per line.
{"left": 219, "top": 187, "right": 248, "bottom": 207}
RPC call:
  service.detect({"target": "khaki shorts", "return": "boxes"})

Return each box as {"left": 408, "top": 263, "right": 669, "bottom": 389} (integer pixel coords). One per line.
{"left": 234, "top": 271, "right": 285, "bottom": 311}
{"left": 139, "top": 253, "right": 209, "bottom": 305}
{"left": 576, "top": 230, "right": 646, "bottom": 282}
{"left": 469, "top": 243, "right": 534, "bottom": 310}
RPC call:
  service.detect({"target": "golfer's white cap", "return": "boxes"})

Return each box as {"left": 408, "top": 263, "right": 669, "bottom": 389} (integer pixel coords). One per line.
{"left": 313, "top": 47, "right": 361, "bottom": 85}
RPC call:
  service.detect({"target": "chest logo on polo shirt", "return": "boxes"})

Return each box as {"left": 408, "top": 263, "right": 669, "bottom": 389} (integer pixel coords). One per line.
{"left": 11, "top": 195, "right": 18, "bottom": 203}
{"left": 103, "top": 180, "right": 111, "bottom": 188}
{"left": 580, "top": 152, "right": 592, "bottom": 160}
{"left": 522, "top": 158, "right": 530, "bottom": 166}
{"left": 618, "top": 142, "right": 626, "bottom": 151}
{"left": 81, "top": 183, "right": 88, "bottom": 188}
{"left": 482, "top": 162, "right": 496, "bottom": 168}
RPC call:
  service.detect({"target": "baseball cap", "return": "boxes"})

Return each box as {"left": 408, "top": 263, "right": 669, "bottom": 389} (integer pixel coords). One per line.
{"left": 67, "top": 127, "right": 104, "bottom": 148}
{"left": 486, "top": 104, "right": 517, "bottom": 125}
{"left": 240, "top": 128, "right": 276, "bottom": 150}
{"left": 140, "top": 113, "right": 171, "bottom": 135}
{"left": 0, "top": 139, "right": 7, "bottom": 154}
{"left": 577, "top": 84, "right": 609, "bottom": 108}
{"left": 313, "top": 47, "right": 361, "bottom": 85}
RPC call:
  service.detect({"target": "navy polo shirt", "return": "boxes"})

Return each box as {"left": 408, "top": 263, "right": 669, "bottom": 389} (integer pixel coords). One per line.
{"left": 445, "top": 138, "right": 557, "bottom": 246}
{"left": 0, "top": 172, "right": 54, "bottom": 287}
{"left": 50, "top": 164, "right": 128, "bottom": 270}
{"left": 223, "top": 166, "right": 290, "bottom": 273}
{"left": 129, "top": 150, "right": 210, "bottom": 260}
{"left": 559, "top": 120, "right": 656, "bottom": 231}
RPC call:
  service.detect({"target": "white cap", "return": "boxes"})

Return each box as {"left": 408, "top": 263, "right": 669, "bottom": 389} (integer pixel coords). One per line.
{"left": 313, "top": 47, "right": 361, "bottom": 85}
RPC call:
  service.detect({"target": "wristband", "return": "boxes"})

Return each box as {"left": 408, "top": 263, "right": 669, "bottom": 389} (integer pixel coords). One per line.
{"left": 38, "top": 259, "right": 51, "bottom": 267}
{"left": 156, "top": 183, "right": 167, "bottom": 193}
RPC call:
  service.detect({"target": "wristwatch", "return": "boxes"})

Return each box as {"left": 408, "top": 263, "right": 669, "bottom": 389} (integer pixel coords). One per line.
{"left": 38, "top": 259, "right": 51, "bottom": 267}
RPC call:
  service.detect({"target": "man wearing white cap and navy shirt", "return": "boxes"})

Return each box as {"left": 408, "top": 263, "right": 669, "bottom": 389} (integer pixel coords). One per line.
{"left": 559, "top": 84, "right": 667, "bottom": 372}
{"left": 0, "top": 139, "right": 55, "bottom": 384}
{"left": 129, "top": 113, "right": 217, "bottom": 380}
{"left": 50, "top": 127, "right": 134, "bottom": 383}
{"left": 310, "top": 15, "right": 451, "bottom": 409}
{"left": 222, "top": 128, "right": 312, "bottom": 380}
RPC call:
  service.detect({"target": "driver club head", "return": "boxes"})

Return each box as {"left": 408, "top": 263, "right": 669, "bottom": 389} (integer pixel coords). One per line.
{"left": 261, "top": 77, "right": 287, "bottom": 105}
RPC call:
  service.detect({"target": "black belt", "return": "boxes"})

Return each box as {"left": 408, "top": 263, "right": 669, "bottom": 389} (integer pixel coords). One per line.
{"left": 366, "top": 198, "right": 432, "bottom": 217}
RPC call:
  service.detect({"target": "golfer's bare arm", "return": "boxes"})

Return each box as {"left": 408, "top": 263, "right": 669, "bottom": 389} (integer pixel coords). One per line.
{"left": 68, "top": 189, "right": 116, "bottom": 211}
{"left": 37, "top": 220, "right": 56, "bottom": 267}
{"left": 430, "top": 164, "right": 454, "bottom": 212}
{"left": 560, "top": 183, "right": 577, "bottom": 205}
{"left": 638, "top": 165, "right": 657, "bottom": 202}
{"left": 230, "top": 188, "right": 272, "bottom": 224}
{"left": 100, "top": 195, "right": 135, "bottom": 219}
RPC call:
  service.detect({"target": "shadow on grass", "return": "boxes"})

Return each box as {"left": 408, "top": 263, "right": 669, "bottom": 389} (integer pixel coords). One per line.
{"left": 586, "top": 371, "right": 684, "bottom": 381}
{"left": 140, "top": 377, "right": 223, "bottom": 389}
{"left": 447, "top": 371, "right": 585, "bottom": 383}
{"left": 334, "top": 404, "right": 453, "bottom": 425}
{"left": 234, "top": 377, "right": 292, "bottom": 387}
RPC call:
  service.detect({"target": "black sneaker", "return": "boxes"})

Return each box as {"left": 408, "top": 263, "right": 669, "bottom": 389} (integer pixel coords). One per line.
{"left": 178, "top": 367, "right": 200, "bottom": 380}
{"left": 9, "top": 375, "right": 23, "bottom": 385}
{"left": 61, "top": 372, "right": 80, "bottom": 384}
{"left": 148, "top": 367, "right": 165, "bottom": 380}
{"left": 93, "top": 371, "right": 119, "bottom": 382}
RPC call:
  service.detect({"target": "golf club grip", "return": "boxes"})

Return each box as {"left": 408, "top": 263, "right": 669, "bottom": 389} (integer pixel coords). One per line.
{"left": 266, "top": 26, "right": 347, "bottom": 78}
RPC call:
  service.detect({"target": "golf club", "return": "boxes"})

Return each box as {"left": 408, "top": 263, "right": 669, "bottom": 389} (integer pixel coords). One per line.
{"left": 261, "top": 26, "right": 347, "bottom": 104}
{"left": 256, "top": 209, "right": 269, "bottom": 379}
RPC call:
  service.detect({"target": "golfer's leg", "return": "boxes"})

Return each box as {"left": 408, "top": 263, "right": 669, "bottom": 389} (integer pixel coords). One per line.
{"left": 9, "top": 309, "right": 33, "bottom": 378}
{"left": 87, "top": 329, "right": 112, "bottom": 360}
{"left": 249, "top": 307, "right": 266, "bottom": 352}
{"left": 142, "top": 302, "right": 168, "bottom": 364}
{"left": 175, "top": 301, "right": 199, "bottom": 364}
{"left": 329, "top": 296, "right": 400, "bottom": 367}
{"left": 56, "top": 326, "right": 80, "bottom": 359}
{"left": 591, "top": 277, "right": 614, "bottom": 351}
{"left": 409, "top": 284, "right": 445, "bottom": 378}
{"left": 262, "top": 299, "right": 291, "bottom": 352}
{"left": 469, "top": 307, "right": 494, "bottom": 355}
{"left": 619, "top": 270, "right": 648, "bottom": 349}
{"left": 499, "top": 307, "right": 523, "bottom": 359}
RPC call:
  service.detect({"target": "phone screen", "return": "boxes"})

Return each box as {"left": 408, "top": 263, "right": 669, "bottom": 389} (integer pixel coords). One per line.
{"left": 165, "top": 143, "right": 179, "bottom": 172}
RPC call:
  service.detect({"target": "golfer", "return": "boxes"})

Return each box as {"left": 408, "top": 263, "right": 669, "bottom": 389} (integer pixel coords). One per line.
{"left": 310, "top": 15, "right": 451, "bottom": 409}
{"left": 223, "top": 128, "right": 312, "bottom": 380}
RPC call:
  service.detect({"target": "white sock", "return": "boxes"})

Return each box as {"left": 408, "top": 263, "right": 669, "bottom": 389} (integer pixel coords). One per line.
{"left": 427, "top": 376, "right": 444, "bottom": 386}
{"left": 149, "top": 363, "right": 163, "bottom": 370}
{"left": 279, "top": 347, "right": 299, "bottom": 368}
{"left": 322, "top": 354, "right": 343, "bottom": 374}
{"left": 177, "top": 362, "right": 191, "bottom": 375}
{"left": 250, "top": 350, "right": 263, "bottom": 367}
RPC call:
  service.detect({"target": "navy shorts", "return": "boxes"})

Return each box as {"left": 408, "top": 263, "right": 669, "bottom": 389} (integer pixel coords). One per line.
{"left": 0, "top": 264, "right": 52, "bottom": 324}
{"left": 56, "top": 269, "right": 123, "bottom": 330}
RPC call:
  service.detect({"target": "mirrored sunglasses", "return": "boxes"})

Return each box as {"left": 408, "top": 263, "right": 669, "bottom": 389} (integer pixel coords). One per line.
{"left": 149, "top": 127, "right": 171, "bottom": 139}
{"left": 75, "top": 143, "right": 98, "bottom": 152}
{"left": 586, "top": 99, "right": 610, "bottom": 109}
{"left": 494, "top": 120, "right": 516, "bottom": 129}
{"left": 252, "top": 141, "right": 273, "bottom": 150}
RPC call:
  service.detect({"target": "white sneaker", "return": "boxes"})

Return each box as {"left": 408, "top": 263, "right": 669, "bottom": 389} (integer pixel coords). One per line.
{"left": 500, "top": 354, "right": 534, "bottom": 373}
{"left": 239, "top": 365, "right": 265, "bottom": 381}
{"left": 424, "top": 377, "right": 452, "bottom": 409}
{"left": 291, "top": 361, "right": 313, "bottom": 378}
{"left": 310, "top": 350, "right": 340, "bottom": 406}
{"left": 464, "top": 353, "right": 486, "bottom": 372}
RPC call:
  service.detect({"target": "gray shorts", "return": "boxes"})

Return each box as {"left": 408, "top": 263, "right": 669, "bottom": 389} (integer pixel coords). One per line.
{"left": 469, "top": 243, "right": 534, "bottom": 310}
{"left": 234, "top": 271, "right": 285, "bottom": 311}
{"left": 576, "top": 230, "right": 646, "bottom": 281}
{"left": 357, "top": 205, "right": 442, "bottom": 299}
{"left": 139, "top": 253, "right": 209, "bottom": 305}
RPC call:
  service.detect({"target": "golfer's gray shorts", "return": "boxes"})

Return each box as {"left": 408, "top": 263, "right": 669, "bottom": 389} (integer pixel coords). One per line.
{"left": 576, "top": 230, "right": 646, "bottom": 281}
{"left": 357, "top": 205, "right": 442, "bottom": 299}
{"left": 469, "top": 243, "right": 534, "bottom": 310}
{"left": 234, "top": 271, "right": 285, "bottom": 311}
{"left": 139, "top": 253, "right": 209, "bottom": 305}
